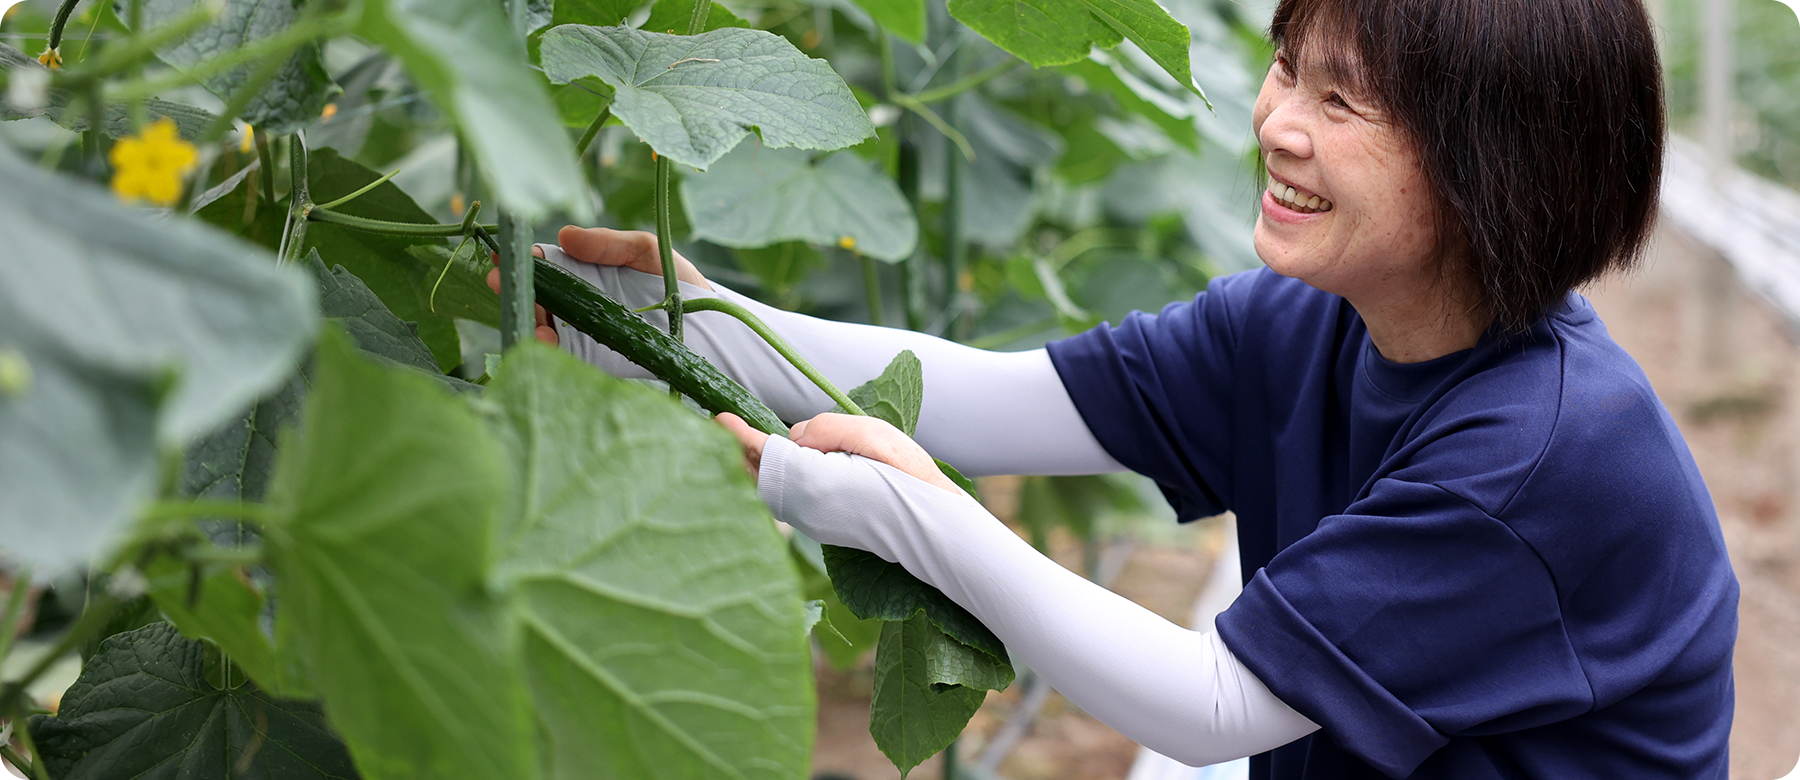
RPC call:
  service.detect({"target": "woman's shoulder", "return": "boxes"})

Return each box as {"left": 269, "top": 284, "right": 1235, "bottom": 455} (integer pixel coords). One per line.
{"left": 1410, "top": 297, "right": 1699, "bottom": 517}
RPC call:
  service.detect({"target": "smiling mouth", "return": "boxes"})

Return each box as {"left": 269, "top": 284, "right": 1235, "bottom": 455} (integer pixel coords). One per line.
{"left": 1267, "top": 182, "right": 1333, "bottom": 214}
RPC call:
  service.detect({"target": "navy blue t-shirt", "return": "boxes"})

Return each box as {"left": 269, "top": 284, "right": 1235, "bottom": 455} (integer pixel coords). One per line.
{"left": 1046, "top": 268, "right": 1738, "bottom": 779}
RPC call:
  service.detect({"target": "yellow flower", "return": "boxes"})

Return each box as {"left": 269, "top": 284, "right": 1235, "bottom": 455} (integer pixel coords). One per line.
{"left": 109, "top": 118, "right": 199, "bottom": 207}
{"left": 37, "top": 47, "right": 61, "bottom": 70}
{"left": 239, "top": 123, "right": 254, "bottom": 154}
{"left": 837, "top": 235, "right": 857, "bottom": 251}
{"left": 320, "top": 102, "right": 338, "bottom": 121}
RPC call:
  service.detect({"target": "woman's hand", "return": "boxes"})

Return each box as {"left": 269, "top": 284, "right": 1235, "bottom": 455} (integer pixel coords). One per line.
{"left": 484, "top": 226, "right": 715, "bottom": 346}
{"left": 715, "top": 412, "right": 961, "bottom": 495}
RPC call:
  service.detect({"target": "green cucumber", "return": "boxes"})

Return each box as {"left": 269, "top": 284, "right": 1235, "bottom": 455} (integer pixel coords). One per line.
{"left": 532, "top": 258, "right": 789, "bottom": 435}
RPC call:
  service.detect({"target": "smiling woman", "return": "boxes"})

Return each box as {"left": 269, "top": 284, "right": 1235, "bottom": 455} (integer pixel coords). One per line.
{"left": 537, "top": 0, "right": 1733, "bottom": 779}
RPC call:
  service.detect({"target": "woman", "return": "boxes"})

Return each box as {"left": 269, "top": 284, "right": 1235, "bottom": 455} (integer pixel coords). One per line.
{"left": 496, "top": 0, "right": 1738, "bottom": 775}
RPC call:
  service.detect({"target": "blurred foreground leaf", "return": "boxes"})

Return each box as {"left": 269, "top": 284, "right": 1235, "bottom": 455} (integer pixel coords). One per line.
{"left": 0, "top": 145, "right": 315, "bottom": 575}
{"left": 265, "top": 333, "right": 537, "bottom": 780}
{"left": 488, "top": 344, "right": 814, "bottom": 780}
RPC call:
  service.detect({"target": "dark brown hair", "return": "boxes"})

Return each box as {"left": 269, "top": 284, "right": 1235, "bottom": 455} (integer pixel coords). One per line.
{"left": 1270, "top": 0, "right": 1666, "bottom": 333}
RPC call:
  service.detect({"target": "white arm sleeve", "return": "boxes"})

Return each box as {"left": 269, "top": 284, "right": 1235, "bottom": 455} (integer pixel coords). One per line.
{"left": 541, "top": 244, "right": 1122, "bottom": 477}
{"left": 756, "top": 436, "right": 1320, "bottom": 766}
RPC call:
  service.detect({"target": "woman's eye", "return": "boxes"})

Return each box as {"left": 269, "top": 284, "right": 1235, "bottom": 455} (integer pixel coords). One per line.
{"left": 1326, "top": 92, "right": 1351, "bottom": 110}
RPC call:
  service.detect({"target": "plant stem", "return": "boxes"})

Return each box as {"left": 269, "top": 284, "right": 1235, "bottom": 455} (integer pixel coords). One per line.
{"left": 255, "top": 130, "right": 276, "bottom": 207}
{"left": 892, "top": 96, "right": 973, "bottom": 162}
{"left": 46, "top": 0, "right": 81, "bottom": 52}
{"left": 575, "top": 105, "right": 612, "bottom": 159}
{"left": 686, "top": 0, "right": 713, "bottom": 34}
{"left": 0, "top": 567, "right": 32, "bottom": 666}
{"left": 654, "top": 154, "right": 684, "bottom": 343}
{"left": 896, "top": 136, "right": 926, "bottom": 331}
{"left": 942, "top": 90, "right": 968, "bottom": 339}
{"left": 944, "top": 736, "right": 960, "bottom": 780}
{"left": 80, "top": 80, "right": 103, "bottom": 180}
{"left": 313, "top": 166, "right": 401, "bottom": 211}
{"left": 679, "top": 297, "right": 865, "bottom": 416}
{"left": 0, "top": 744, "right": 34, "bottom": 780}
{"left": 277, "top": 135, "right": 309, "bottom": 266}
{"left": 473, "top": 226, "right": 502, "bottom": 257}
{"left": 306, "top": 207, "right": 499, "bottom": 237}
{"left": 910, "top": 58, "right": 1016, "bottom": 104}
{"left": 861, "top": 254, "right": 884, "bottom": 327}
{"left": 498, "top": 210, "right": 535, "bottom": 349}
{"left": 877, "top": 24, "right": 897, "bottom": 101}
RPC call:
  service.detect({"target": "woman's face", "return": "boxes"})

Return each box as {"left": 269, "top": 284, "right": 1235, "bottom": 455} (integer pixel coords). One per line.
{"left": 1250, "top": 46, "right": 1443, "bottom": 303}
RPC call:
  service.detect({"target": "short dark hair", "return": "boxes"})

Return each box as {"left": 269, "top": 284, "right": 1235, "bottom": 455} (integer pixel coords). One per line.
{"left": 1270, "top": 0, "right": 1666, "bottom": 333}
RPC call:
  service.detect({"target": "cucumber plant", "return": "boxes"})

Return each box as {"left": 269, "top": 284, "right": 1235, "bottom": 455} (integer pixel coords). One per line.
{"left": 0, "top": 0, "right": 1265, "bottom": 776}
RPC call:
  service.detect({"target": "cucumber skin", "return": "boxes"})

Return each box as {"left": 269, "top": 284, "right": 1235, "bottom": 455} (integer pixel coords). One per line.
{"left": 532, "top": 258, "right": 789, "bottom": 436}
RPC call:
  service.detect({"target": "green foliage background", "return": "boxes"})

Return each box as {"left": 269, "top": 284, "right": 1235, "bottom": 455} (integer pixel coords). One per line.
{"left": 0, "top": 0, "right": 1268, "bottom": 775}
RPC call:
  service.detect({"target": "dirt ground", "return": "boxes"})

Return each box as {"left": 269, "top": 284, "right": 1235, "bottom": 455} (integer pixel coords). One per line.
{"left": 811, "top": 221, "right": 1800, "bottom": 780}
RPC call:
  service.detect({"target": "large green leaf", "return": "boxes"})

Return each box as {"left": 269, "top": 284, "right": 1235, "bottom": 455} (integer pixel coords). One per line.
{"left": 309, "top": 255, "right": 439, "bottom": 373}
{"left": 0, "top": 144, "right": 315, "bottom": 576}
{"left": 0, "top": 42, "right": 221, "bottom": 139}
{"left": 947, "top": 0, "right": 1199, "bottom": 97}
{"left": 848, "top": 0, "right": 925, "bottom": 44}
{"left": 129, "top": 0, "right": 338, "bottom": 135}
{"left": 683, "top": 143, "right": 918, "bottom": 261}
{"left": 264, "top": 333, "right": 537, "bottom": 780}
{"left": 357, "top": 0, "right": 589, "bottom": 219}
{"left": 868, "top": 613, "right": 989, "bottom": 777}
{"left": 301, "top": 148, "right": 461, "bottom": 371}
{"left": 821, "top": 545, "right": 1008, "bottom": 663}
{"left": 28, "top": 623, "right": 357, "bottom": 780}
{"left": 487, "top": 343, "right": 814, "bottom": 780}
{"left": 539, "top": 25, "right": 875, "bottom": 169}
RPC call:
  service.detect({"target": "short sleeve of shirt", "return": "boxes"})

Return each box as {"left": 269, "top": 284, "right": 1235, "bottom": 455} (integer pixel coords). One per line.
{"left": 1046, "top": 272, "right": 1255, "bottom": 521}
{"left": 1215, "top": 476, "right": 1593, "bottom": 778}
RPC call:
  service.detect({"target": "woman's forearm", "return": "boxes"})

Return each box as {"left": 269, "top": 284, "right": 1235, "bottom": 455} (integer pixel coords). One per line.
{"left": 543, "top": 244, "right": 1123, "bottom": 476}
{"left": 756, "top": 436, "right": 1320, "bottom": 765}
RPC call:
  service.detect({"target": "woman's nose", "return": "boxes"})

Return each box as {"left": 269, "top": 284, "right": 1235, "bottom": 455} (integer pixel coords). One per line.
{"left": 1257, "top": 94, "right": 1313, "bottom": 161}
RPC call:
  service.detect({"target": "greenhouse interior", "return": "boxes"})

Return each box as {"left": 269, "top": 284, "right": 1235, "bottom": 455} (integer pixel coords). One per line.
{"left": 2, "top": 0, "right": 1799, "bottom": 777}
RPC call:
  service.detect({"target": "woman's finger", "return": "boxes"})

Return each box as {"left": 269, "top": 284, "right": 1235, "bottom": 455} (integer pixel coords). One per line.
{"left": 535, "top": 325, "right": 558, "bottom": 346}
{"left": 557, "top": 225, "right": 713, "bottom": 290}
{"left": 788, "top": 414, "right": 961, "bottom": 495}
{"left": 714, "top": 413, "right": 770, "bottom": 478}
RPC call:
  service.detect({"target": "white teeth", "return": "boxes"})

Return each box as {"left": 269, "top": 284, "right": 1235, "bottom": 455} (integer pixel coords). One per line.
{"left": 1269, "top": 183, "right": 1332, "bottom": 213}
